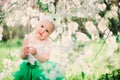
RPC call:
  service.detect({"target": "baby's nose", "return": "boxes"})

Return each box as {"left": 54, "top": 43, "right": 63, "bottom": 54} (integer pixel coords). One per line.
{"left": 41, "top": 29, "right": 45, "bottom": 33}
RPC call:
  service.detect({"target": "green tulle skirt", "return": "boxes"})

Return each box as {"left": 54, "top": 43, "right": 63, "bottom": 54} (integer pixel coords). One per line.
{"left": 13, "top": 61, "right": 64, "bottom": 80}
{"left": 13, "top": 61, "right": 47, "bottom": 80}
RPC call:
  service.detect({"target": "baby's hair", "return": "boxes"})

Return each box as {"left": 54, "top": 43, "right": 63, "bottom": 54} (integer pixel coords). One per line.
{"left": 39, "top": 15, "right": 55, "bottom": 32}
{"left": 40, "top": 15, "right": 53, "bottom": 22}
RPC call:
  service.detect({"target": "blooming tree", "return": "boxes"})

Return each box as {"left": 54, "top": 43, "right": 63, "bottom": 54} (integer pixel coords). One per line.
{"left": 0, "top": 0, "right": 120, "bottom": 79}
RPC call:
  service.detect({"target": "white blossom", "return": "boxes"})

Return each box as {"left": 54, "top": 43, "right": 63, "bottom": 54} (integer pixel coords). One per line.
{"left": 96, "top": 3, "right": 106, "bottom": 11}
{"left": 0, "top": 26, "right": 3, "bottom": 40}
{"left": 97, "top": 18, "right": 109, "bottom": 33}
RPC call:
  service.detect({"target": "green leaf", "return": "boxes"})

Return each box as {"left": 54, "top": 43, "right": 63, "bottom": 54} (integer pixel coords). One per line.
{"left": 71, "top": 33, "right": 77, "bottom": 43}
{"left": 81, "top": 71, "right": 85, "bottom": 80}
{"left": 36, "top": 0, "right": 42, "bottom": 7}
{"left": 116, "top": 35, "right": 120, "bottom": 43}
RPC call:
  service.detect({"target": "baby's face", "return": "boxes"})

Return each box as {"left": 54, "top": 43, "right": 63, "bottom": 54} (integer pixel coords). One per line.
{"left": 34, "top": 20, "right": 54, "bottom": 40}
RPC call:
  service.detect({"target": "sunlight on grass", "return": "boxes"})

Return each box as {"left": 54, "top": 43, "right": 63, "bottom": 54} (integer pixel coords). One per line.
{"left": 0, "top": 38, "right": 120, "bottom": 80}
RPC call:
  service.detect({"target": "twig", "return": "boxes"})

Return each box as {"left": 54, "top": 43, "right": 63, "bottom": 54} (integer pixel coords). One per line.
{"left": 91, "top": 31, "right": 110, "bottom": 63}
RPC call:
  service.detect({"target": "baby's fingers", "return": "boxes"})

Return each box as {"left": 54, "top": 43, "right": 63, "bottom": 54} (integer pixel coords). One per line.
{"left": 23, "top": 46, "right": 30, "bottom": 54}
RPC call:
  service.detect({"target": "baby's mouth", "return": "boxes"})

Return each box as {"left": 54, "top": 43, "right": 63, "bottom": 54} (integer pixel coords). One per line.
{"left": 38, "top": 32, "right": 42, "bottom": 36}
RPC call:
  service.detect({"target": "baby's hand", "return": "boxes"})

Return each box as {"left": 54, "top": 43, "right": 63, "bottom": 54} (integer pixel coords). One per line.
{"left": 28, "top": 46, "right": 37, "bottom": 55}
{"left": 23, "top": 46, "right": 30, "bottom": 55}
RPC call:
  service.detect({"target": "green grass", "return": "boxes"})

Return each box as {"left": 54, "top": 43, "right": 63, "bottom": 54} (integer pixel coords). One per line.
{"left": 0, "top": 38, "right": 23, "bottom": 79}
{"left": 0, "top": 47, "right": 10, "bottom": 63}
{"left": 0, "top": 38, "right": 120, "bottom": 80}
{"left": 66, "top": 39, "right": 120, "bottom": 80}
{"left": 0, "top": 38, "right": 22, "bottom": 61}
{"left": 91, "top": 39, "right": 108, "bottom": 61}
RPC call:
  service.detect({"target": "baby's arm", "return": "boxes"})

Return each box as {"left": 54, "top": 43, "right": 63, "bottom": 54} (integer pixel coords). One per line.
{"left": 20, "top": 36, "right": 29, "bottom": 59}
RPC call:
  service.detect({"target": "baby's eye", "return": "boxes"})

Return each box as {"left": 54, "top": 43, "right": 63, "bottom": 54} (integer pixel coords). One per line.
{"left": 45, "top": 30, "right": 49, "bottom": 33}
{"left": 41, "top": 25, "right": 44, "bottom": 28}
